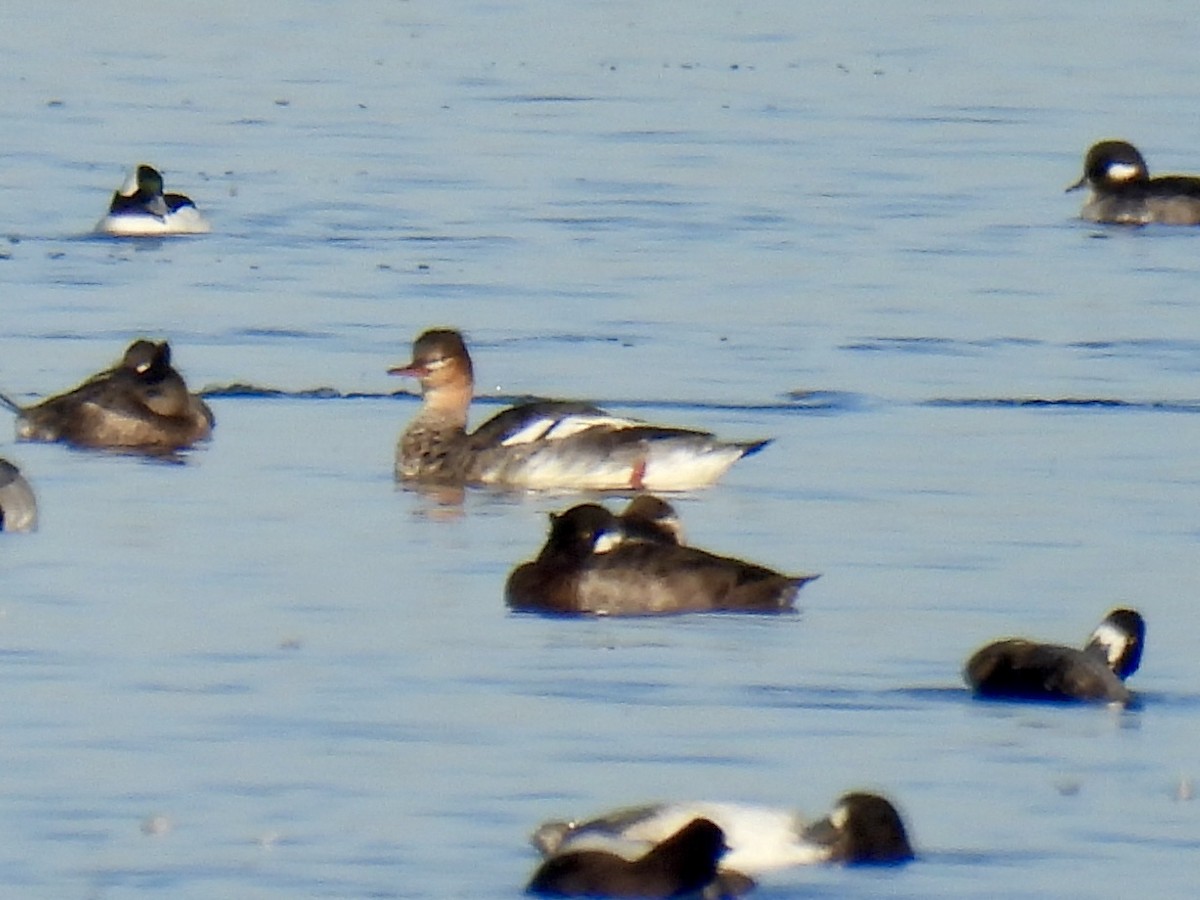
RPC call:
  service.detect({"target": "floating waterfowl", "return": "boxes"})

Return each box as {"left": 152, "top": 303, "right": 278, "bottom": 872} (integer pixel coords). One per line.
{"left": 964, "top": 608, "right": 1145, "bottom": 704}
{"left": 6, "top": 339, "right": 214, "bottom": 452}
{"left": 96, "top": 164, "right": 211, "bottom": 236}
{"left": 389, "top": 329, "right": 769, "bottom": 491}
{"left": 1068, "top": 140, "right": 1200, "bottom": 225}
{"left": 532, "top": 792, "right": 914, "bottom": 879}
{"left": 526, "top": 817, "right": 749, "bottom": 898}
{"left": 505, "top": 501, "right": 817, "bottom": 616}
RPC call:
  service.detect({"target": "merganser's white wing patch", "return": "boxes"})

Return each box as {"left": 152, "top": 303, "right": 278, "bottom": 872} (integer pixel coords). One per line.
{"left": 499, "top": 413, "right": 639, "bottom": 446}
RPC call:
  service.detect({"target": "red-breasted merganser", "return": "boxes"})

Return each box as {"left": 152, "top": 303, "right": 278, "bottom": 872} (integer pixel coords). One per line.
{"left": 388, "top": 329, "right": 769, "bottom": 491}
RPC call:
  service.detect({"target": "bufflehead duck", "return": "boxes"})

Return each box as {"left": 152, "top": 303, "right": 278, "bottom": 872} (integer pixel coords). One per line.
{"left": 388, "top": 329, "right": 770, "bottom": 491}
{"left": 1067, "top": 140, "right": 1200, "bottom": 225}
{"left": 0, "top": 458, "right": 37, "bottom": 533}
{"left": 531, "top": 792, "right": 914, "bottom": 878}
{"left": 964, "top": 608, "right": 1144, "bottom": 704}
{"left": 96, "top": 164, "right": 211, "bottom": 236}
{"left": 505, "top": 501, "right": 817, "bottom": 616}
{"left": 526, "top": 817, "right": 749, "bottom": 898}
{"left": 8, "top": 339, "right": 214, "bottom": 452}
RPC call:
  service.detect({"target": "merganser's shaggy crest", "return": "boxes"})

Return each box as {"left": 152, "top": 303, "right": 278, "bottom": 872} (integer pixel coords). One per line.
{"left": 388, "top": 329, "right": 769, "bottom": 491}
{"left": 1068, "top": 141, "right": 1200, "bottom": 225}
{"left": 531, "top": 792, "right": 914, "bottom": 878}
{"left": 96, "top": 164, "right": 211, "bottom": 236}
{"left": 0, "top": 458, "right": 38, "bottom": 533}
{"left": 505, "top": 501, "right": 817, "bottom": 616}
{"left": 964, "top": 608, "right": 1145, "bottom": 704}
{"left": 7, "top": 339, "right": 214, "bottom": 453}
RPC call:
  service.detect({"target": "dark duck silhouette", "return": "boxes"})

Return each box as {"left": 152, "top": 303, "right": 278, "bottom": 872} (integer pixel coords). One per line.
{"left": 6, "top": 339, "right": 213, "bottom": 452}
{"left": 506, "top": 501, "right": 817, "bottom": 616}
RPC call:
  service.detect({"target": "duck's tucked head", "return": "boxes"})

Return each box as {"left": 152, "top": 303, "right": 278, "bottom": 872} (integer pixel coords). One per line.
{"left": 1084, "top": 608, "right": 1145, "bottom": 680}
{"left": 1068, "top": 140, "right": 1150, "bottom": 191}
{"left": 543, "top": 503, "right": 624, "bottom": 560}
{"left": 119, "top": 339, "right": 172, "bottom": 380}
{"left": 803, "top": 793, "right": 914, "bottom": 866}
{"left": 621, "top": 495, "right": 684, "bottom": 545}
{"left": 388, "top": 328, "right": 473, "bottom": 392}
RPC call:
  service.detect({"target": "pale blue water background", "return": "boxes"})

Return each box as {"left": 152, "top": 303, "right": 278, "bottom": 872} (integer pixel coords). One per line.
{"left": 2, "top": 1, "right": 1199, "bottom": 897}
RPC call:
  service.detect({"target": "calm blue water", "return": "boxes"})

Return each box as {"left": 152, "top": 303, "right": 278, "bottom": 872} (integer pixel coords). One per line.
{"left": 2, "top": 2, "right": 1199, "bottom": 898}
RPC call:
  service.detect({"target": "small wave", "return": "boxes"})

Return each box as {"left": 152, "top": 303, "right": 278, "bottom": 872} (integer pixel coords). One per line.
{"left": 196, "top": 383, "right": 858, "bottom": 412}
{"left": 924, "top": 397, "right": 1200, "bottom": 412}
{"left": 198, "top": 383, "right": 413, "bottom": 400}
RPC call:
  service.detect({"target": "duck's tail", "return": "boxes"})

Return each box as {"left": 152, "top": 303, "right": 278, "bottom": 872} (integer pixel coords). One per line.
{"left": 0, "top": 392, "right": 22, "bottom": 414}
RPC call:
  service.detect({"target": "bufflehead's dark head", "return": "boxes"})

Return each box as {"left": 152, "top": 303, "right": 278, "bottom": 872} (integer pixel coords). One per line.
{"left": 542, "top": 503, "right": 623, "bottom": 561}
{"left": 1068, "top": 140, "right": 1150, "bottom": 192}
{"left": 1083, "top": 608, "right": 1145, "bottom": 680}
{"left": 129, "top": 164, "right": 166, "bottom": 198}
{"left": 802, "top": 792, "right": 914, "bottom": 866}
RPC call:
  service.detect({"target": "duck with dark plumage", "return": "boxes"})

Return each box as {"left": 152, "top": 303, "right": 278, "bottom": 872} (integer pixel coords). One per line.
{"left": 7, "top": 340, "right": 213, "bottom": 453}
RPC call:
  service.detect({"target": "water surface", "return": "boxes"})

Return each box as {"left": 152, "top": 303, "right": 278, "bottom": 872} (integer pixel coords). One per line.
{"left": 2, "top": 2, "right": 1199, "bottom": 898}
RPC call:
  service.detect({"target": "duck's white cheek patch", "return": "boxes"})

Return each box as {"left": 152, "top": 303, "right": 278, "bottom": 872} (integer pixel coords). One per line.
{"left": 1105, "top": 162, "right": 1141, "bottom": 182}
{"left": 831, "top": 805, "right": 850, "bottom": 830}
{"left": 593, "top": 531, "right": 622, "bottom": 554}
{"left": 1090, "top": 622, "right": 1129, "bottom": 665}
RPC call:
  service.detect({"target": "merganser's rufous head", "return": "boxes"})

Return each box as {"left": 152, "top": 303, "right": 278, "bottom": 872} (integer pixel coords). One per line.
{"left": 388, "top": 328, "right": 474, "bottom": 394}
